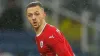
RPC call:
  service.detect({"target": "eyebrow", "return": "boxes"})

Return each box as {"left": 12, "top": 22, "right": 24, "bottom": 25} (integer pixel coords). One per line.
{"left": 34, "top": 11, "right": 39, "bottom": 13}
{"left": 27, "top": 11, "right": 38, "bottom": 14}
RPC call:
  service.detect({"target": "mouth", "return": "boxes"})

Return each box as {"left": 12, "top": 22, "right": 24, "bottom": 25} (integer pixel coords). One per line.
{"left": 33, "top": 21, "right": 37, "bottom": 26}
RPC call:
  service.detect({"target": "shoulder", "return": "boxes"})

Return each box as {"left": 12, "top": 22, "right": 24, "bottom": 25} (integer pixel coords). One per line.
{"left": 45, "top": 24, "right": 62, "bottom": 37}
{"left": 46, "top": 24, "right": 60, "bottom": 33}
{"left": 45, "top": 24, "right": 64, "bottom": 45}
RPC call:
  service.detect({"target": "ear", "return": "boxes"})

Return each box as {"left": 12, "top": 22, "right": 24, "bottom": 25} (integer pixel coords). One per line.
{"left": 44, "top": 12, "right": 46, "bottom": 16}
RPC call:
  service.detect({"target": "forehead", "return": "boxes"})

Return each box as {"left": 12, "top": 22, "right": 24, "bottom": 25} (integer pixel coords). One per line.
{"left": 27, "top": 6, "right": 42, "bottom": 13}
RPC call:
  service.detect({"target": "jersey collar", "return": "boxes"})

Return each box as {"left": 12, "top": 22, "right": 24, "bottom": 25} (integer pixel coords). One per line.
{"left": 36, "top": 23, "right": 47, "bottom": 37}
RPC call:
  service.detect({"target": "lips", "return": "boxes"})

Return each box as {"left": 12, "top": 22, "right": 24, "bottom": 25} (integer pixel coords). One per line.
{"left": 33, "top": 21, "right": 37, "bottom": 26}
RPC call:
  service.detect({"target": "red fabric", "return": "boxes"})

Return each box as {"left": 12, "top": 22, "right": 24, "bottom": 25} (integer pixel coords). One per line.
{"left": 35, "top": 24, "right": 74, "bottom": 56}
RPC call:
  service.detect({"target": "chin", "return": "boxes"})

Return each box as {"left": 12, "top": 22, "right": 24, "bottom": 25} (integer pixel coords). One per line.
{"left": 33, "top": 26, "right": 38, "bottom": 28}
{"left": 33, "top": 25, "right": 39, "bottom": 28}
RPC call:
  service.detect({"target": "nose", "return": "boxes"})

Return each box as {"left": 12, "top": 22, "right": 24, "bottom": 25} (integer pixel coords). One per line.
{"left": 32, "top": 15, "right": 36, "bottom": 20}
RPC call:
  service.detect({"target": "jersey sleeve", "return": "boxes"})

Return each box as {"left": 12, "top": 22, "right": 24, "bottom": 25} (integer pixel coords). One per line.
{"left": 46, "top": 29, "right": 74, "bottom": 56}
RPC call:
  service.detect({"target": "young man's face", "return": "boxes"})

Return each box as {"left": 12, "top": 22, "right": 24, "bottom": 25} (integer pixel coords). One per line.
{"left": 26, "top": 5, "right": 45, "bottom": 28}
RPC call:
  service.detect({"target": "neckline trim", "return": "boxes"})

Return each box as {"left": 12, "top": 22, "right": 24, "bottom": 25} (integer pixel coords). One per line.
{"left": 36, "top": 23, "right": 47, "bottom": 37}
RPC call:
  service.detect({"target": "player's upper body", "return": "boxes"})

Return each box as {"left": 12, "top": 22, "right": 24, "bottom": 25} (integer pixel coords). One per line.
{"left": 36, "top": 23, "right": 74, "bottom": 56}
{"left": 26, "top": 1, "right": 75, "bottom": 56}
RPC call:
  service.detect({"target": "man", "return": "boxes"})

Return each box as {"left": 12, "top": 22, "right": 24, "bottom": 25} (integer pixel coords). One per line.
{"left": 26, "top": 1, "right": 75, "bottom": 56}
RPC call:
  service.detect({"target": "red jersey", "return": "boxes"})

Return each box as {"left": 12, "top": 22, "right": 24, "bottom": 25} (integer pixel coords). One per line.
{"left": 35, "top": 24, "right": 75, "bottom": 56}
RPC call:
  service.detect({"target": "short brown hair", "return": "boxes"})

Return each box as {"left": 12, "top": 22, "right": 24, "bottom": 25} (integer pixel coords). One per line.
{"left": 26, "top": 1, "right": 43, "bottom": 10}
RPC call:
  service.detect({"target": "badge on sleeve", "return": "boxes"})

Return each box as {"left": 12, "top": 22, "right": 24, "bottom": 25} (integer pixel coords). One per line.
{"left": 40, "top": 41, "right": 43, "bottom": 48}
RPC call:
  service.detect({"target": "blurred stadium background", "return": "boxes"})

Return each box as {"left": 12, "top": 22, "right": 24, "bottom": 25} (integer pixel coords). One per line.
{"left": 0, "top": 0, "right": 100, "bottom": 56}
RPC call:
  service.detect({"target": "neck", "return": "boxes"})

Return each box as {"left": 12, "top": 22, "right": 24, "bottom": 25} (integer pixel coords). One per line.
{"left": 35, "top": 20, "right": 46, "bottom": 36}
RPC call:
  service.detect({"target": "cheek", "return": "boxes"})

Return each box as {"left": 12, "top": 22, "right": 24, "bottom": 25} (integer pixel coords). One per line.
{"left": 38, "top": 17, "right": 42, "bottom": 23}
{"left": 38, "top": 15, "right": 43, "bottom": 21}
{"left": 27, "top": 18, "right": 32, "bottom": 23}
{"left": 40, "top": 14, "right": 45, "bottom": 19}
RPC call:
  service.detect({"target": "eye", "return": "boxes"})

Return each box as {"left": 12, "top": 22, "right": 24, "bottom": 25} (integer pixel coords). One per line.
{"left": 34, "top": 12, "right": 40, "bottom": 16}
{"left": 28, "top": 14, "right": 33, "bottom": 17}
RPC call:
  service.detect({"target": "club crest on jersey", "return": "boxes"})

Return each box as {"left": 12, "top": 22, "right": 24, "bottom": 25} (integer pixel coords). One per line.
{"left": 40, "top": 41, "right": 43, "bottom": 48}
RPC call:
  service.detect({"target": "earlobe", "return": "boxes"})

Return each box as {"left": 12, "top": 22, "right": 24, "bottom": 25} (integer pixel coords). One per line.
{"left": 44, "top": 12, "right": 46, "bottom": 16}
